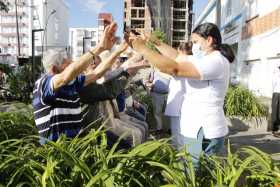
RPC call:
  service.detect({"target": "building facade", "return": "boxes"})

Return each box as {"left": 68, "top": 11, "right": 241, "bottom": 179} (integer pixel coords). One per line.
{"left": 69, "top": 13, "right": 113, "bottom": 60}
{"left": 124, "top": 0, "right": 193, "bottom": 47}
{"left": 69, "top": 27, "right": 99, "bottom": 60}
{"left": 0, "top": 0, "right": 69, "bottom": 63}
{"left": 195, "top": 0, "right": 280, "bottom": 98}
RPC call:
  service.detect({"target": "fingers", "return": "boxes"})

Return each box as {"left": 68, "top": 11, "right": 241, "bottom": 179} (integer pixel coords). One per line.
{"left": 105, "top": 22, "right": 117, "bottom": 36}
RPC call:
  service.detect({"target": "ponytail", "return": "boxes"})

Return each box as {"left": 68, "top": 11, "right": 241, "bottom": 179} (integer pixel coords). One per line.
{"left": 193, "top": 23, "right": 235, "bottom": 63}
{"left": 219, "top": 44, "right": 235, "bottom": 63}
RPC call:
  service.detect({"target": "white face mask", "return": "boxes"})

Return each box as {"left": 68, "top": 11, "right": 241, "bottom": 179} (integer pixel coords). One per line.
{"left": 192, "top": 43, "right": 206, "bottom": 59}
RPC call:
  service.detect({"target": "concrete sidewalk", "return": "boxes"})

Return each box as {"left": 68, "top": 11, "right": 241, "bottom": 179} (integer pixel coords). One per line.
{"left": 228, "top": 128, "right": 280, "bottom": 160}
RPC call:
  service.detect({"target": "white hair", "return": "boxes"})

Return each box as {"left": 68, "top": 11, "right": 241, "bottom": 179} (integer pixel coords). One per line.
{"left": 42, "top": 49, "right": 68, "bottom": 72}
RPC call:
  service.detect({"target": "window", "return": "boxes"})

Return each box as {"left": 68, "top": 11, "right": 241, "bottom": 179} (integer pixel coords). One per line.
{"left": 173, "top": 0, "right": 186, "bottom": 9}
{"left": 131, "top": 9, "right": 137, "bottom": 18}
{"left": 139, "top": 9, "right": 145, "bottom": 18}
{"left": 131, "top": 20, "right": 145, "bottom": 28}
{"left": 173, "top": 21, "right": 186, "bottom": 30}
{"left": 172, "top": 31, "right": 185, "bottom": 41}
{"left": 173, "top": 10, "right": 186, "bottom": 19}
{"left": 124, "top": 12, "right": 126, "bottom": 19}
{"left": 132, "top": 0, "right": 145, "bottom": 7}
{"left": 124, "top": 2, "right": 127, "bottom": 8}
{"left": 91, "top": 31, "right": 96, "bottom": 37}
{"left": 91, "top": 41, "right": 96, "bottom": 47}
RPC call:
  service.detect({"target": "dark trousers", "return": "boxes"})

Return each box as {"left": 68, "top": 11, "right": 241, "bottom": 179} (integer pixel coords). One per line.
{"left": 272, "top": 92, "right": 280, "bottom": 132}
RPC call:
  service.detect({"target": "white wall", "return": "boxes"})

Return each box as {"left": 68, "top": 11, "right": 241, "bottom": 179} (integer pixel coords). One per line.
{"left": 221, "top": 0, "right": 280, "bottom": 97}
{"left": 194, "top": 0, "right": 280, "bottom": 97}
{"left": 69, "top": 27, "right": 99, "bottom": 60}
{"left": 32, "top": 0, "right": 69, "bottom": 54}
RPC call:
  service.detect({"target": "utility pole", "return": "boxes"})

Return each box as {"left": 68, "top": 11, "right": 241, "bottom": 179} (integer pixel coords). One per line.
{"left": 32, "top": 29, "right": 44, "bottom": 82}
{"left": 15, "top": 0, "right": 21, "bottom": 56}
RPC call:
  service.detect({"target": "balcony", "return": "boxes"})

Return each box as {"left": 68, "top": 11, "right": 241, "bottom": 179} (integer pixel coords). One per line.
{"left": 0, "top": 11, "right": 27, "bottom": 16}
{"left": 0, "top": 32, "right": 27, "bottom": 37}
{"left": 0, "top": 22, "right": 27, "bottom": 27}
{"left": 0, "top": 43, "right": 28, "bottom": 48}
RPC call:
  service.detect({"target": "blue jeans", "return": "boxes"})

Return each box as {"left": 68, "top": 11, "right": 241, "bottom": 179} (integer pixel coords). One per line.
{"left": 181, "top": 128, "right": 225, "bottom": 164}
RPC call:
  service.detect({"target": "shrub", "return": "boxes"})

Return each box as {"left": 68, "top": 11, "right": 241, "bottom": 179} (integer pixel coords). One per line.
{"left": 0, "top": 127, "right": 279, "bottom": 187}
{"left": 0, "top": 111, "right": 37, "bottom": 141}
{"left": 224, "top": 85, "right": 268, "bottom": 120}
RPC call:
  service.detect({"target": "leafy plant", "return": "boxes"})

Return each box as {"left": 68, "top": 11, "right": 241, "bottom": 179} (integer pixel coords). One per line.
{"left": 0, "top": 124, "right": 279, "bottom": 186}
{"left": 224, "top": 85, "right": 268, "bottom": 120}
{"left": 146, "top": 29, "right": 167, "bottom": 52}
{"left": 0, "top": 111, "right": 37, "bottom": 141}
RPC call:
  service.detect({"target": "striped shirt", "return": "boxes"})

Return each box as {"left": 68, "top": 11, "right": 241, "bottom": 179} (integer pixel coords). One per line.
{"left": 32, "top": 74, "right": 85, "bottom": 144}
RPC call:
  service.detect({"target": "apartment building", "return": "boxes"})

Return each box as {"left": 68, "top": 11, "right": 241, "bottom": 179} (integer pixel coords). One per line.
{"left": 124, "top": 0, "right": 193, "bottom": 47}
{"left": 69, "top": 27, "right": 99, "bottom": 60}
{"left": 0, "top": 0, "right": 69, "bottom": 62}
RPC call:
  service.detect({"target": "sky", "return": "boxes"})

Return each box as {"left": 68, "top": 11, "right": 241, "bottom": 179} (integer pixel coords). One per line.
{"left": 65, "top": 0, "right": 208, "bottom": 36}
{"left": 193, "top": 0, "right": 209, "bottom": 22}
{"left": 65, "top": 0, "right": 124, "bottom": 36}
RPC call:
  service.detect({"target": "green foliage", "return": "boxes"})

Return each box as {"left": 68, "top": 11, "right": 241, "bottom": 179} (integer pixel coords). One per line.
{"left": 0, "top": 0, "right": 9, "bottom": 12}
{"left": 135, "top": 90, "right": 157, "bottom": 129}
{"left": 146, "top": 29, "right": 167, "bottom": 52}
{"left": 0, "top": 106, "right": 37, "bottom": 141}
{"left": 5, "top": 64, "right": 34, "bottom": 103}
{"left": 0, "top": 64, "right": 12, "bottom": 75}
{"left": 0, "top": 125, "right": 279, "bottom": 186}
{"left": 224, "top": 85, "right": 268, "bottom": 120}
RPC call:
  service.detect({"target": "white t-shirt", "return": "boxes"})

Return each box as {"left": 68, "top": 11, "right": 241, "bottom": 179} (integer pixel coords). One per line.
{"left": 180, "top": 51, "right": 230, "bottom": 139}
{"left": 164, "top": 55, "right": 193, "bottom": 117}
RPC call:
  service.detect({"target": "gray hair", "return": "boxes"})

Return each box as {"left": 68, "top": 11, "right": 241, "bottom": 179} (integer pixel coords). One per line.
{"left": 42, "top": 49, "right": 68, "bottom": 72}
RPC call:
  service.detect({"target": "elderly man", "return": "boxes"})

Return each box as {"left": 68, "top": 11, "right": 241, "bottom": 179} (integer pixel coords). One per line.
{"left": 32, "top": 23, "right": 128, "bottom": 144}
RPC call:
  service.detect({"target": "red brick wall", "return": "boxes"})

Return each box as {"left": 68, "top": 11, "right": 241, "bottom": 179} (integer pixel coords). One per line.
{"left": 242, "top": 7, "right": 280, "bottom": 40}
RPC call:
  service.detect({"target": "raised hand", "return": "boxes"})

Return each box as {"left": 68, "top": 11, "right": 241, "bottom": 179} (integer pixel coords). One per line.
{"left": 99, "top": 22, "right": 118, "bottom": 50}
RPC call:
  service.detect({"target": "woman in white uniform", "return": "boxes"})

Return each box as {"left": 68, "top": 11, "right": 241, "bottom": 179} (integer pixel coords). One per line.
{"left": 164, "top": 42, "right": 193, "bottom": 149}
{"left": 125, "top": 23, "right": 235, "bottom": 160}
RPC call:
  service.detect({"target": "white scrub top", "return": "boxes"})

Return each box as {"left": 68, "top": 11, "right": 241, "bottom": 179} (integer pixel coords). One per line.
{"left": 180, "top": 51, "right": 230, "bottom": 139}
{"left": 164, "top": 55, "right": 194, "bottom": 117}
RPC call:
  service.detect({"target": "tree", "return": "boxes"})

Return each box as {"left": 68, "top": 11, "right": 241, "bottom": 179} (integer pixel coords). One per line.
{"left": 0, "top": 0, "right": 9, "bottom": 12}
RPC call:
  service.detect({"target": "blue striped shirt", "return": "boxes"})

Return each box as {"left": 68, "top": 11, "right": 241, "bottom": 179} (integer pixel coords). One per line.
{"left": 32, "top": 74, "right": 85, "bottom": 144}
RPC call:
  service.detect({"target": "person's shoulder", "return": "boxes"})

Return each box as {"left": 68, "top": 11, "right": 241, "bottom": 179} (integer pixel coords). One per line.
{"left": 208, "top": 51, "right": 228, "bottom": 64}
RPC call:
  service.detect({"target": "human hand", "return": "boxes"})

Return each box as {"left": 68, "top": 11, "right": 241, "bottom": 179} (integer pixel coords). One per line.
{"left": 142, "top": 32, "right": 161, "bottom": 46}
{"left": 124, "top": 31, "right": 146, "bottom": 51}
{"left": 98, "top": 22, "right": 118, "bottom": 51}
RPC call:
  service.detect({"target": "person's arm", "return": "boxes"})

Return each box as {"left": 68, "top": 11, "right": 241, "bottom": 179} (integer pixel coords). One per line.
{"left": 52, "top": 22, "right": 118, "bottom": 91}
{"left": 155, "top": 42, "right": 178, "bottom": 60}
{"left": 79, "top": 78, "right": 128, "bottom": 103}
{"left": 130, "top": 37, "right": 201, "bottom": 79}
{"left": 83, "top": 41, "right": 129, "bottom": 86}
{"left": 144, "top": 33, "right": 178, "bottom": 59}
